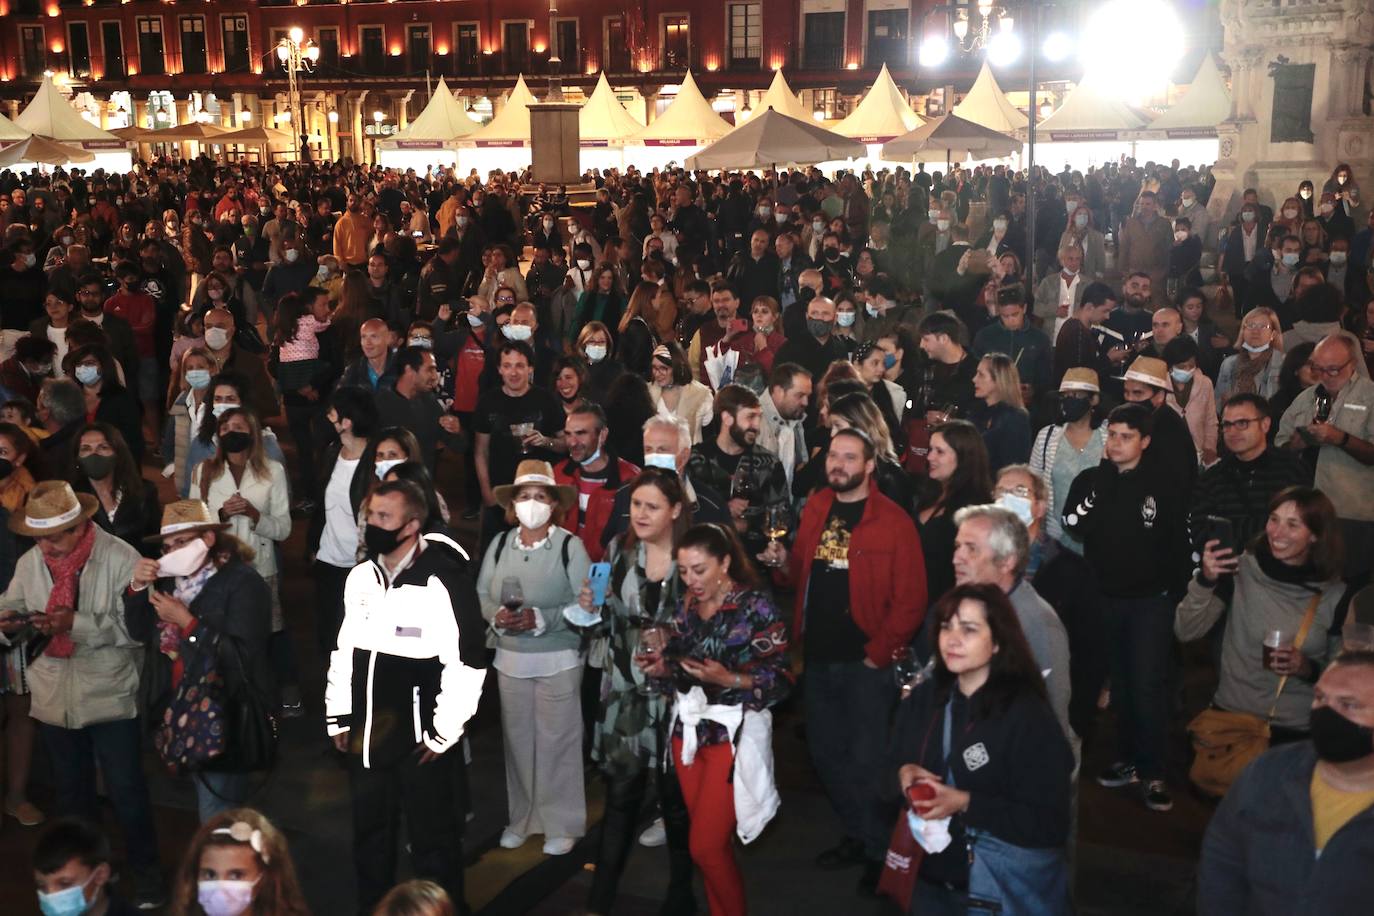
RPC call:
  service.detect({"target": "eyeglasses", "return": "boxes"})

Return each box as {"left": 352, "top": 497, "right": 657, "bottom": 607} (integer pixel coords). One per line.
{"left": 1241, "top": 321, "right": 1271, "bottom": 332}
{"left": 994, "top": 485, "right": 1031, "bottom": 499}
{"left": 1219, "top": 417, "right": 1260, "bottom": 431}
{"left": 1306, "top": 359, "right": 1351, "bottom": 378}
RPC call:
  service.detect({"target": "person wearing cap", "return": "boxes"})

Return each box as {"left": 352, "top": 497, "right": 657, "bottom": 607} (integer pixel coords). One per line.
{"left": 1030, "top": 369, "right": 1106, "bottom": 557}
{"left": 125, "top": 500, "right": 273, "bottom": 821}
{"left": 476, "top": 460, "right": 591, "bottom": 857}
{"left": 0, "top": 481, "right": 165, "bottom": 907}
{"left": 1118, "top": 355, "right": 1199, "bottom": 489}
{"left": 327, "top": 479, "right": 487, "bottom": 913}
{"left": 1062, "top": 404, "right": 1193, "bottom": 814}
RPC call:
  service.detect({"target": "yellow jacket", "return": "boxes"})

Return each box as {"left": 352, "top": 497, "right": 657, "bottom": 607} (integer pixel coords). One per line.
{"left": 333, "top": 211, "right": 372, "bottom": 267}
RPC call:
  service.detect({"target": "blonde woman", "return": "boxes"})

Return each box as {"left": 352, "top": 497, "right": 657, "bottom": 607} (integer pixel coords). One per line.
{"left": 1216, "top": 307, "right": 1285, "bottom": 406}
{"left": 969, "top": 352, "right": 1031, "bottom": 472}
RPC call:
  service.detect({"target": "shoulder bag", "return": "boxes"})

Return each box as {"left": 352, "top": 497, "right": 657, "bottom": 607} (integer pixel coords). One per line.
{"left": 1186, "top": 590, "right": 1321, "bottom": 797}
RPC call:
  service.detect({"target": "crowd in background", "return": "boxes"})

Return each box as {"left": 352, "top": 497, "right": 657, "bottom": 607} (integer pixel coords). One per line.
{"left": 0, "top": 149, "right": 1371, "bottom": 915}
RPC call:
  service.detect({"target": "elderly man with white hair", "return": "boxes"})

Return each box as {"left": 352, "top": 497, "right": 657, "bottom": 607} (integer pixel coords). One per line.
{"left": 598, "top": 415, "right": 732, "bottom": 549}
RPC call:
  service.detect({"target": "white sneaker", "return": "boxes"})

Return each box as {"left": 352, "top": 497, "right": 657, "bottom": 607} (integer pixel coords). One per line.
{"left": 638, "top": 817, "right": 667, "bottom": 847}
{"left": 499, "top": 829, "right": 527, "bottom": 849}
{"left": 543, "top": 837, "right": 576, "bottom": 856}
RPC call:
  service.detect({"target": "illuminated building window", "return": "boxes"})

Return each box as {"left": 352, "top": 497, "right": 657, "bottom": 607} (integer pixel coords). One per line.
{"left": 662, "top": 14, "right": 689, "bottom": 70}
{"left": 728, "top": 3, "right": 761, "bottom": 70}
{"left": 802, "top": 5, "right": 845, "bottom": 70}
{"left": 222, "top": 15, "right": 250, "bottom": 73}
{"left": 20, "top": 25, "right": 46, "bottom": 78}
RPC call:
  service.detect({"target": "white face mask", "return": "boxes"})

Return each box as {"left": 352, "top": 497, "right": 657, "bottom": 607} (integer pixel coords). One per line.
{"left": 1174, "top": 230, "right": 1188, "bottom": 242}
{"left": 996, "top": 493, "right": 1034, "bottom": 526}
{"left": 1074, "top": 213, "right": 1089, "bottom": 228}
{"left": 1181, "top": 197, "right": 1195, "bottom": 208}
{"left": 936, "top": 219, "right": 950, "bottom": 232}
{"left": 466, "top": 312, "right": 484, "bottom": 328}
{"left": 514, "top": 498, "right": 553, "bottom": 530}
{"left": 1241, "top": 341, "right": 1271, "bottom": 354}
{"left": 204, "top": 327, "right": 231, "bottom": 350}
{"left": 1066, "top": 200, "right": 1079, "bottom": 214}
{"left": 643, "top": 452, "right": 677, "bottom": 472}
{"left": 374, "top": 458, "right": 403, "bottom": 480}
{"left": 211, "top": 401, "right": 240, "bottom": 418}
{"left": 1283, "top": 208, "right": 1298, "bottom": 219}
{"left": 157, "top": 537, "right": 211, "bottom": 578}
{"left": 993, "top": 219, "right": 1008, "bottom": 233}
{"left": 502, "top": 324, "right": 533, "bottom": 342}
{"left": 576, "top": 259, "right": 591, "bottom": 270}
{"left": 836, "top": 311, "right": 857, "bottom": 328}
{"left": 1330, "top": 251, "right": 1348, "bottom": 265}
{"left": 197, "top": 878, "right": 258, "bottom": 916}
{"left": 408, "top": 336, "right": 432, "bottom": 350}
{"left": 316, "top": 266, "right": 330, "bottom": 280}
{"left": 585, "top": 344, "right": 607, "bottom": 362}
{"left": 284, "top": 249, "right": 300, "bottom": 263}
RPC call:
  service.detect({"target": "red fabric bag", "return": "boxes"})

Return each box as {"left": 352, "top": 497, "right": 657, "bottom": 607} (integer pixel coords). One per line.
{"left": 877, "top": 811, "right": 925, "bottom": 909}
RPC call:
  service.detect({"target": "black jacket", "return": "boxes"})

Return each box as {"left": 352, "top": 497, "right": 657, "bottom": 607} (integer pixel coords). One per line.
{"left": 306, "top": 440, "right": 375, "bottom": 558}
{"left": 1190, "top": 447, "right": 1313, "bottom": 548}
{"left": 80, "top": 478, "right": 161, "bottom": 557}
{"left": 326, "top": 534, "right": 488, "bottom": 769}
{"left": 127, "top": 555, "right": 275, "bottom": 769}
{"left": 774, "top": 332, "right": 850, "bottom": 384}
{"left": 1061, "top": 456, "right": 1193, "bottom": 598}
{"left": 884, "top": 682, "right": 1074, "bottom": 885}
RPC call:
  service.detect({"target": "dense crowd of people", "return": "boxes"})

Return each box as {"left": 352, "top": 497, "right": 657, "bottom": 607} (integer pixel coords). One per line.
{"left": 0, "top": 150, "right": 1372, "bottom": 916}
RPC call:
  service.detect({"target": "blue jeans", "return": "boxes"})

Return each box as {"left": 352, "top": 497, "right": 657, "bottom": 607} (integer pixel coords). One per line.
{"left": 196, "top": 770, "right": 252, "bottom": 823}
{"left": 41, "top": 718, "right": 159, "bottom": 872}
{"left": 805, "top": 659, "right": 895, "bottom": 861}
{"left": 1101, "top": 594, "right": 1176, "bottom": 780}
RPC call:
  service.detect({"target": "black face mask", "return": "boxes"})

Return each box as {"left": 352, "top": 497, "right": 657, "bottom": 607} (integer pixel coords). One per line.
{"left": 364, "top": 521, "right": 410, "bottom": 557}
{"left": 220, "top": 431, "right": 253, "bottom": 454}
{"left": 1058, "top": 396, "right": 1093, "bottom": 424}
{"left": 79, "top": 454, "right": 115, "bottom": 480}
{"left": 1310, "top": 705, "right": 1374, "bottom": 764}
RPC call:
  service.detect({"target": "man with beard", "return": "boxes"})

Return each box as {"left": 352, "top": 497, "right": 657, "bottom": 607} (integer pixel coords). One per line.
{"left": 775, "top": 295, "right": 849, "bottom": 382}
{"left": 1199, "top": 654, "right": 1374, "bottom": 913}
{"left": 684, "top": 384, "right": 788, "bottom": 556}
{"left": 766, "top": 427, "right": 926, "bottom": 896}
{"left": 1102, "top": 273, "right": 1157, "bottom": 396}
{"left": 686, "top": 281, "right": 745, "bottom": 384}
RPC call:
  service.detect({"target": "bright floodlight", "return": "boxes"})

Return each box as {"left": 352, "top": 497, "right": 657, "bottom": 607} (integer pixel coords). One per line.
{"left": 987, "top": 31, "right": 1021, "bottom": 68}
{"left": 1042, "top": 31, "right": 1072, "bottom": 62}
{"left": 1082, "top": 0, "right": 1182, "bottom": 99}
{"left": 919, "top": 36, "right": 949, "bottom": 68}
{"left": 289, "top": 26, "right": 304, "bottom": 45}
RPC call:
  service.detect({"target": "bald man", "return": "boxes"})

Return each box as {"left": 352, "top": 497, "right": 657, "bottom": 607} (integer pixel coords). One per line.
{"left": 339, "top": 317, "right": 399, "bottom": 392}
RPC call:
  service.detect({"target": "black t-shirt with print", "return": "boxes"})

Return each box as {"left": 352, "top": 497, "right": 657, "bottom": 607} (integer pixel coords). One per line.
{"left": 472, "top": 386, "right": 564, "bottom": 487}
{"left": 804, "top": 497, "right": 868, "bottom": 663}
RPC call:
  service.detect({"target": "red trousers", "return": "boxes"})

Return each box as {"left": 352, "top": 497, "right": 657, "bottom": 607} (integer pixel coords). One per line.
{"left": 672, "top": 737, "right": 746, "bottom": 915}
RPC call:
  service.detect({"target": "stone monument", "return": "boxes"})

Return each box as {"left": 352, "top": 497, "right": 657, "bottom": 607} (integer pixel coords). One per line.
{"left": 1211, "top": 0, "right": 1374, "bottom": 217}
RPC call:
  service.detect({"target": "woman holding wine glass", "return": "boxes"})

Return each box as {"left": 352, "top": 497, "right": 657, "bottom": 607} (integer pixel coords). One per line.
{"left": 476, "top": 460, "right": 591, "bottom": 857}
{"left": 572, "top": 468, "right": 697, "bottom": 916}
{"left": 638, "top": 523, "right": 793, "bottom": 916}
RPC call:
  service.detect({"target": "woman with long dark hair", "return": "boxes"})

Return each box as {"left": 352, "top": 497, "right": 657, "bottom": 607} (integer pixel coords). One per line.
{"left": 639, "top": 523, "right": 792, "bottom": 916}
{"left": 72, "top": 423, "right": 160, "bottom": 554}
{"left": 886, "top": 583, "right": 1074, "bottom": 915}
{"left": 917, "top": 420, "right": 994, "bottom": 606}
{"left": 65, "top": 344, "right": 143, "bottom": 464}
{"left": 578, "top": 469, "right": 696, "bottom": 916}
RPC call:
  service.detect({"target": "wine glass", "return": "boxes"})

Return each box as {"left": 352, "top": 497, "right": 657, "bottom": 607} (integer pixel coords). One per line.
{"left": 499, "top": 577, "right": 525, "bottom": 630}
{"left": 892, "top": 646, "right": 932, "bottom": 699}
{"left": 763, "top": 505, "right": 791, "bottom": 567}
{"left": 635, "top": 624, "right": 669, "bottom": 696}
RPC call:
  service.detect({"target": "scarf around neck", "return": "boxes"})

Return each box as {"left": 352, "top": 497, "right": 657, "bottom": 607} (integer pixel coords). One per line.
{"left": 41, "top": 522, "right": 96, "bottom": 659}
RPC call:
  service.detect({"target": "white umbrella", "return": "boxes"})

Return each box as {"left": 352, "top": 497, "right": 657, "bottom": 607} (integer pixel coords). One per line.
{"left": 685, "top": 109, "right": 865, "bottom": 170}
{"left": 881, "top": 113, "right": 1019, "bottom": 165}
{"left": 0, "top": 135, "right": 96, "bottom": 168}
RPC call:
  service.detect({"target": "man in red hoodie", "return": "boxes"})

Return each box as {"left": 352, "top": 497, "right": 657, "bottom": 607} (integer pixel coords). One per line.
{"left": 776, "top": 426, "right": 927, "bottom": 895}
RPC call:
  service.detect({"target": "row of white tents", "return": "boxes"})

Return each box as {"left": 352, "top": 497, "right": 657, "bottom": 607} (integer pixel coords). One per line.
{"left": 380, "top": 54, "right": 1231, "bottom": 174}
{"left": 0, "top": 77, "right": 134, "bottom": 173}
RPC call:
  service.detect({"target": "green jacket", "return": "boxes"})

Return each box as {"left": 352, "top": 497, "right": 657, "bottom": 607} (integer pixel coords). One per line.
{"left": 0, "top": 525, "right": 143, "bottom": 729}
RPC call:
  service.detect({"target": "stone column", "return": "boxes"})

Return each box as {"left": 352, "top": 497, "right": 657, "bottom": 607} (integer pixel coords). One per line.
{"left": 399, "top": 89, "right": 415, "bottom": 130}
{"left": 350, "top": 90, "right": 369, "bottom": 165}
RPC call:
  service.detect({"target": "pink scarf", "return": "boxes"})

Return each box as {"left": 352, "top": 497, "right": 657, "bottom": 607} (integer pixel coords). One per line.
{"left": 41, "top": 522, "right": 96, "bottom": 659}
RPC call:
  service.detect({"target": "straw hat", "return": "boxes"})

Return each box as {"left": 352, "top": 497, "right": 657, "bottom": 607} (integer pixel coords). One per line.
{"left": 9, "top": 481, "right": 99, "bottom": 537}
{"left": 1116, "top": 356, "right": 1169, "bottom": 390}
{"left": 492, "top": 460, "right": 577, "bottom": 513}
{"left": 143, "top": 499, "right": 230, "bottom": 543}
{"left": 1059, "top": 368, "right": 1100, "bottom": 394}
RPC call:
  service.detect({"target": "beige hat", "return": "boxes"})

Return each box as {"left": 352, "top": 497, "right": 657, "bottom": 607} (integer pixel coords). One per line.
{"left": 144, "top": 499, "right": 230, "bottom": 543}
{"left": 9, "top": 481, "right": 99, "bottom": 538}
{"left": 1116, "top": 356, "right": 1169, "bottom": 390}
{"left": 1059, "top": 368, "right": 1100, "bottom": 393}
{"left": 492, "top": 460, "right": 577, "bottom": 513}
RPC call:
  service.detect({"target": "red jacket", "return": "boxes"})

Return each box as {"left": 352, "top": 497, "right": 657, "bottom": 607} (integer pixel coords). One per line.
{"left": 555, "top": 454, "right": 640, "bottom": 563}
{"left": 790, "top": 487, "right": 927, "bottom": 667}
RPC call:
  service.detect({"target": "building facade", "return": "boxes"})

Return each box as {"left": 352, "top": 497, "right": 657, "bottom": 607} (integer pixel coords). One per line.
{"left": 0, "top": 0, "right": 1209, "bottom": 163}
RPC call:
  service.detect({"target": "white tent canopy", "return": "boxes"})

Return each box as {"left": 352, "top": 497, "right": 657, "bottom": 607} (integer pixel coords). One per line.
{"left": 1036, "top": 71, "right": 1149, "bottom": 140}
{"left": 468, "top": 75, "right": 538, "bottom": 145}
{"left": 754, "top": 69, "right": 809, "bottom": 121}
{"left": 629, "top": 71, "right": 732, "bottom": 146}
{"left": 391, "top": 78, "right": 477, "bottom": 141}
{"left": 0, "top": 134, "right": 96, "bottom": 168}
{"left": 685, "top": 109, "right": 864, "bottom": 169}
{"left": 16, "top": 76, "right": 122, "bottom": 143}
{"left": 834, "top": 63, "right": 923, "bottom": 142}
{"left": 579, "top": 73, "right": 644, "bottom": 142}
{"left": 1148, "top": 55, "right": 1232, "bottom": 136}
{"left": 952, "top": 62, "right": 1028, "bottom": 133}
{"left": 0, "top": 109, "right": 29, "bottom": 143}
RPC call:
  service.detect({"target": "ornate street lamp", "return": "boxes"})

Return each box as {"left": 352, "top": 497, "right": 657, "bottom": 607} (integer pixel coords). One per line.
{"left": 276, "top": 26, "right": 320, "bottom": 160}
